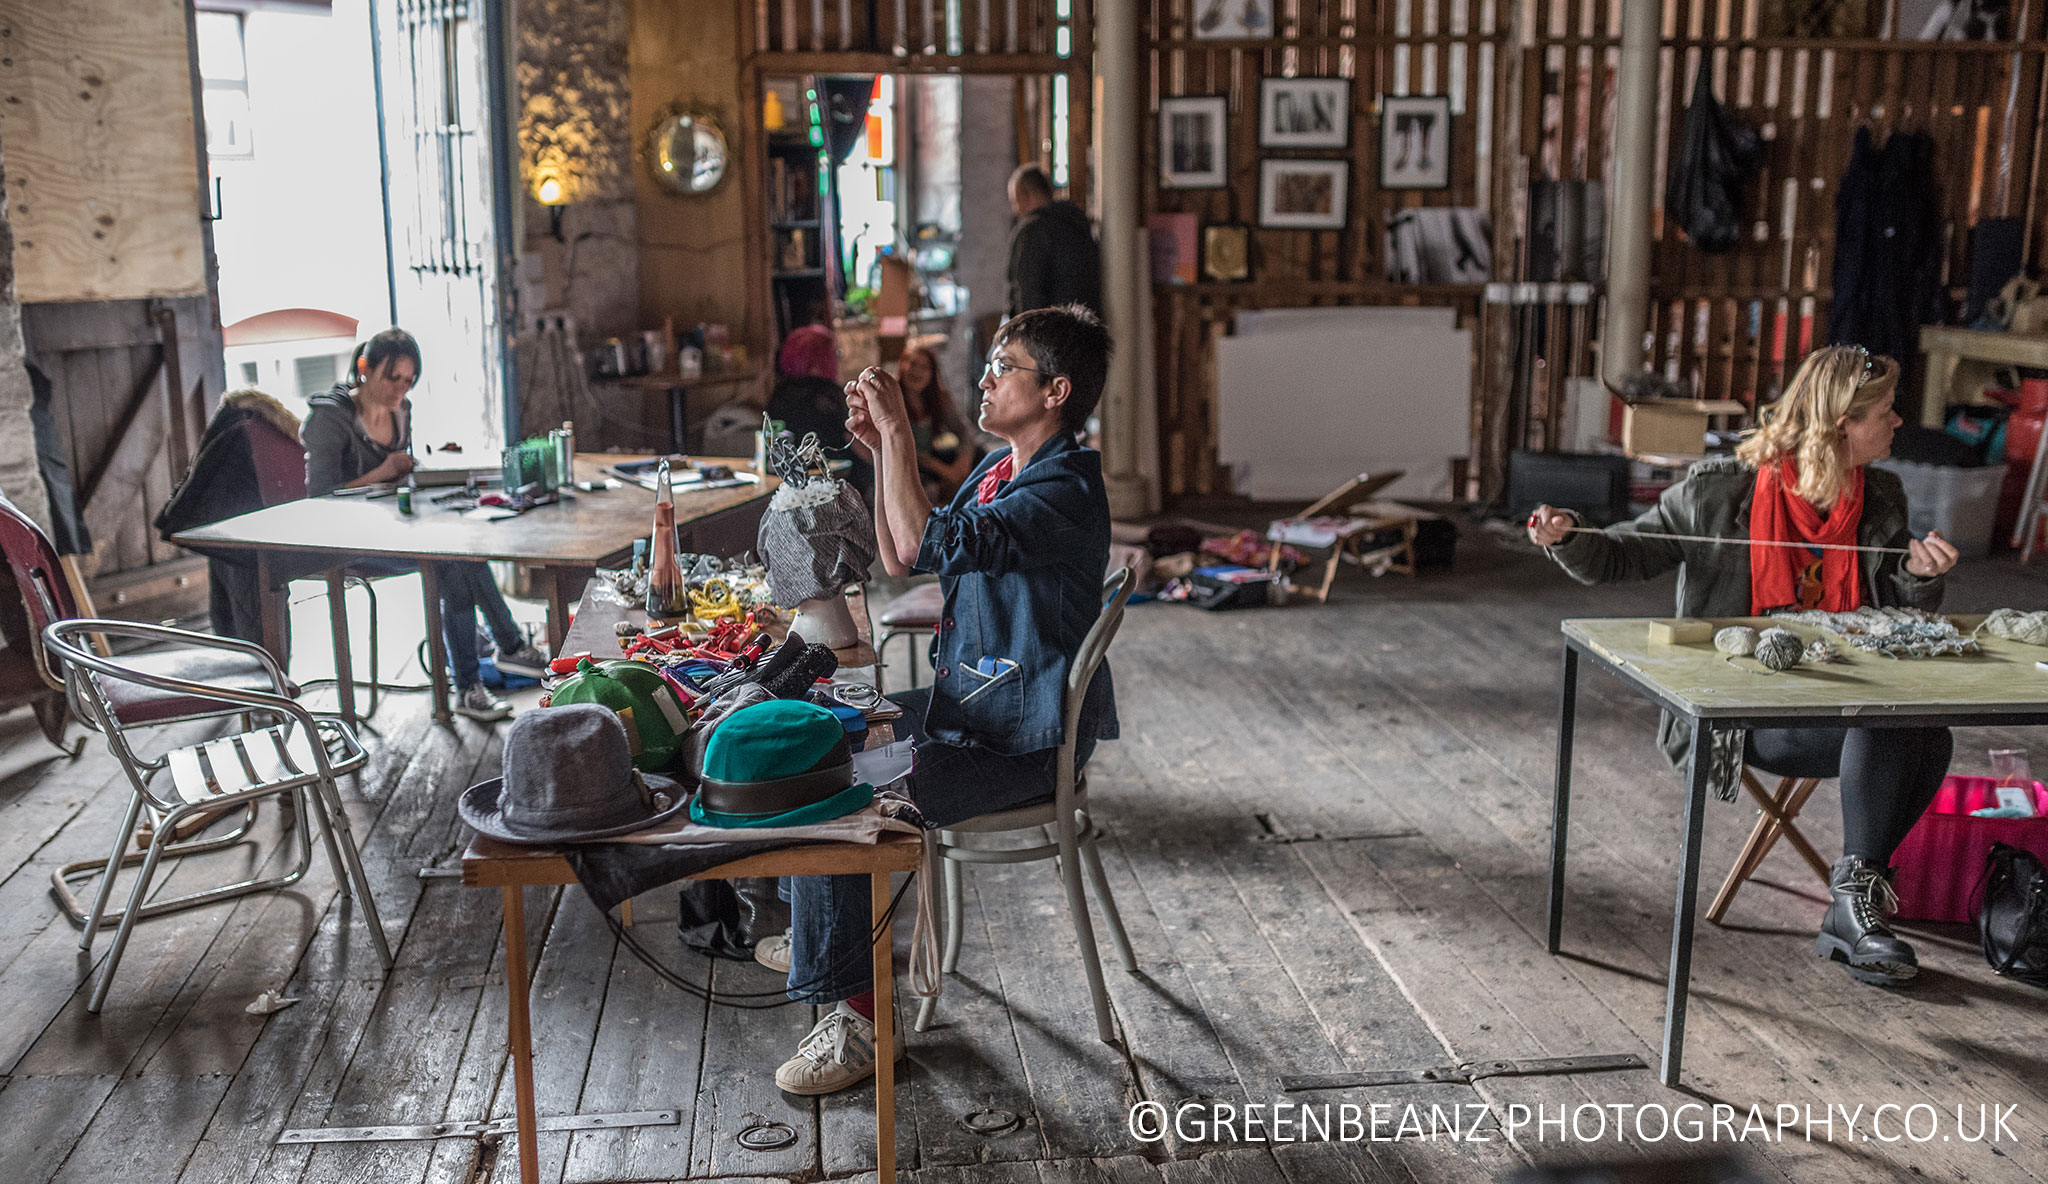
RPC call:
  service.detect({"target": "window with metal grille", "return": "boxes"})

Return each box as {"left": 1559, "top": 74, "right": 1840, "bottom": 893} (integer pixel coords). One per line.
{"left": 395, "top": 0, "right": 485, "bottom": 276}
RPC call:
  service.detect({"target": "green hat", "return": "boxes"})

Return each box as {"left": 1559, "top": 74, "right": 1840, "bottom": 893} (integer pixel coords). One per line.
{"left": 549, "top": 659, "right": 694, "bottom": 773}
{"left": 692, "top": 699, "right": 873, "bottom": 828}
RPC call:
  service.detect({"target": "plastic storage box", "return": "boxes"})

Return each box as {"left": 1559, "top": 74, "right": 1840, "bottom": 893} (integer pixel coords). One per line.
{"left": 1890, "top": 776, "right": 2048, "bottom": 923}
{"left": 1870, "top": 459, "right": 2007, "bottom": 559}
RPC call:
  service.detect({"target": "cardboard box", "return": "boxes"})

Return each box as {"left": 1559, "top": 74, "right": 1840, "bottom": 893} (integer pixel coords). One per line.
{"left": 1621, "top": 399, "right": 1746, "bottom": 457}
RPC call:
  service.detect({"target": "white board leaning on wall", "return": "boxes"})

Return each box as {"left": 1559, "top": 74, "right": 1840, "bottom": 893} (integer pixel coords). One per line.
{"left": 1216, "top": 306, "right": 1471, "bottom": 502}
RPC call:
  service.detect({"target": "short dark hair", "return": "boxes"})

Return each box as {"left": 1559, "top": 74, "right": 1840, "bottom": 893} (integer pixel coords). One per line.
{"left": 349, "top": 327, "right": 422, "bottom": 386}
{"left": 995, "top": 304, "right": 1111, "bottom": 434}
{"left": 1008, "top": 163, "right": 1054, "bottom": 201}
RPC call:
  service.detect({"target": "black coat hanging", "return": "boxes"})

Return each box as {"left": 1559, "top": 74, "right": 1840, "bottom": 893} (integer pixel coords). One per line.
{"left": 1665, "top": 55, "right": 1761, "bottom": 254}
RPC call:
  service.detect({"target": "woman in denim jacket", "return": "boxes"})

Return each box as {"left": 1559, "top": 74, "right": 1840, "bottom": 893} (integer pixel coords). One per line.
{"left": 770, "top": 306, "right": 1118, "bottom": 1096}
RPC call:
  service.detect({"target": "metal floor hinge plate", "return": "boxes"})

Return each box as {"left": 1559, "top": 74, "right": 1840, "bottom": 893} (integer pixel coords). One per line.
{"left": 1281, "top": 1053, "right": 1646, "bottom": 1092}
{"left": 278, "top": 1109, "right": 679, "bottom": 1145}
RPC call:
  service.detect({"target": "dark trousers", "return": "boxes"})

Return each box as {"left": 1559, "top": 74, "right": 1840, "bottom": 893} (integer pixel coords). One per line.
{"left": 1745, "top": 726, "right": 1952, "bottom": 866}
{"left": 782, "top": 687, "right": 1094, "bottom": 1003}
{"left": 345, "top": 557, "right": 524, "bottom": 690}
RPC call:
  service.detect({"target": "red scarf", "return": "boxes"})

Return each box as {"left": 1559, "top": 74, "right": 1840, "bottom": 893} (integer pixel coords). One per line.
{"left": 975, "top": 454, "right": 1015, "bottom": 505}
{"left": 1749, "top": 458, "right": 1864, "bottom": 614}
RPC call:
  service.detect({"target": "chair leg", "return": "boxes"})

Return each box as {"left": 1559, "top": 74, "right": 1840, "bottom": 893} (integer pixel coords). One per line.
{"left": 88, "top": 820, "right": 176, "bottom": 1013}
{"left": 1054, "top": 818, "right": 1118, "bottom": 1044}
{"left": 1079, "top": 828, "right": 1137, "bottom": 973}
{"left": 939, "top": 849, "right": 965, "bottom": 974}
{"left": 310, "top": 777, "right": 394, "bottom": 969}
{"left": 80, "top": 791, "right": 147, "bottom": 951}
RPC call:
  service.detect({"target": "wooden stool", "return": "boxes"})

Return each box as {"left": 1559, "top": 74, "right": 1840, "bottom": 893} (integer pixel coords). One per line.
{"left": 875, "top": 581, "right": 944, "bottom": 694}
{"left": 1706, "top": 767, "right": 1831, "bottom": 924}
{"left": 1265, "top": 471, "right": 1422, "bottom": 603}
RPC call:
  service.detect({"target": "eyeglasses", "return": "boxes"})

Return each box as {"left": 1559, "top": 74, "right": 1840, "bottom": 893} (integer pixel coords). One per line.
{"left": 983, "top": 355, "right": 1052, "bottom": 382}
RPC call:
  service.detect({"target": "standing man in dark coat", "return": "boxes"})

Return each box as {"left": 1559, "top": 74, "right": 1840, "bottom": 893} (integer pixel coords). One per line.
{"left": 1005, "top": 164, "right": 1101, "bottom": 319}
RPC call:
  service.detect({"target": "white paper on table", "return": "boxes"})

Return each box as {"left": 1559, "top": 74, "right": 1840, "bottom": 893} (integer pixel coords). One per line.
{"left": 851, "top": 738, "right": 916, "bottom": 789}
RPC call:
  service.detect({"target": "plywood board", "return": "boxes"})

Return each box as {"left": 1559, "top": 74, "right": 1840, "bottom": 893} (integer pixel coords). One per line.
{"left": 1216, "top": 318, "right": 1471, "bottom": 501}
{"left": 0, "top": 0, "right": 207, "bottom": 302}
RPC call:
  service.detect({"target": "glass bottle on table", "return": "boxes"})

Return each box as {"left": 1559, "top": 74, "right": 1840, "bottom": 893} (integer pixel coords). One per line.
{"left": 646, "top": 459, "right": 680, "bottom": 617}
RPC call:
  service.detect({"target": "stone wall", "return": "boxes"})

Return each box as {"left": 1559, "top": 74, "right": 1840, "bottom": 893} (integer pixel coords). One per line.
{"left": 517, "top": 0, "right": 637, "bottom": 340}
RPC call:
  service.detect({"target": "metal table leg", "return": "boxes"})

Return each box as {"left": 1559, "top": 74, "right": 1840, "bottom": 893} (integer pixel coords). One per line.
{"left": 325, "top": 570, "right": 358, "bottom": 726}
{"left": 1661, "top": 719, "right": 1713, "bottom": 1087}
{"left": 1546, "top": 643, "right": 1579, "bottom": 954}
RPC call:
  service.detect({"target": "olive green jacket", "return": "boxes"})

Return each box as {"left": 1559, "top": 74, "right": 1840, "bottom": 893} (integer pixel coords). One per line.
{"left": 1544, "top": 454, "right": 1945, "bottom": 768}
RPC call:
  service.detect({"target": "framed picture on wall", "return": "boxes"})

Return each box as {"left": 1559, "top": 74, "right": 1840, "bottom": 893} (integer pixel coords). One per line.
{"left": 1258, "top": 77, "right": 1350, "bottom": 149}
{"left": 1379, "top": 95, "right": 1453, "bottom": 190}
{"left": 1258, "top": 159, "right": 1348, "bottom": 229}
{"left": 1159, "top": 96, "right": 1229, "bottom": 188}
{"left": 1193, "top": 0, "right": 1274, "bottom": 39}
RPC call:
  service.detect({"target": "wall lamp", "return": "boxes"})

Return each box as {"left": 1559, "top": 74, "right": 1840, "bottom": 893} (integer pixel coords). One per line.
{"left": 534, "top": 170, "right": 568, "bottom": 242}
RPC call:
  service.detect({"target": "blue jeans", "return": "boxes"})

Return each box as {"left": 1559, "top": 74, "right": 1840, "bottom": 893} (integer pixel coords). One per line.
{"left": 782, "top": 688, "right": 1094, "bottom": 1003}
{"left": 349, "top": 558, "right": 523, "bottom": 690}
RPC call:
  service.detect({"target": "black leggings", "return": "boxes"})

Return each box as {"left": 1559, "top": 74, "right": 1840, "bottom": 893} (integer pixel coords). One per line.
{"left": 1744, "top": 727, "right": 1952, "bottom": 865}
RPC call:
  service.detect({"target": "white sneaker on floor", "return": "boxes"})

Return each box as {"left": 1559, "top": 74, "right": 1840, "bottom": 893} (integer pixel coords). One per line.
{"left": 494, "top": 642, "right": 550, "bottom": 679}
{"left": 455, "top": 684, "right": 513, "bottom": 722}
{"left": 775, "top": 1002, "right": 898, "bottom": 1096}
{"left": 755, "top": 931, "right": 792, "bottom": 974}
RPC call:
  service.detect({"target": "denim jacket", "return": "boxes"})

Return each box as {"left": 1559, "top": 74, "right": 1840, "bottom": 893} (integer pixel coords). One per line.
{"left": 913, "top": 431, "right": 1118, "bottom": 755}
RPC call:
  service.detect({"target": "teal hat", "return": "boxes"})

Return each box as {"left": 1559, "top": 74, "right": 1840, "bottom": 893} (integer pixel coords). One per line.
{"left": 691, "top": 699, "right": 873, "bottom": 828}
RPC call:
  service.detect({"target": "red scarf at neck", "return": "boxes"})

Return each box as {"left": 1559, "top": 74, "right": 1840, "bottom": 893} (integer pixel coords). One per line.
{"left": 1749, "top": 458, "right": 1864, "bottom": 614}
{"left": 975, "top": 454, "right": 1016, "bottom": 505}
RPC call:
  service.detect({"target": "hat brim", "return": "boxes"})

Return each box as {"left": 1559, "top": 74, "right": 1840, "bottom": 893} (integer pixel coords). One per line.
{"left": 689, "top": 780, "right": 875, "bottom": 829}
{"left": 459, "top": 771, "right": 692, "bottom": 845}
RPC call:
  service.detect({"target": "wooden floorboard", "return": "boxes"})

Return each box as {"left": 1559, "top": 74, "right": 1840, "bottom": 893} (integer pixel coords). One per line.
{"left": 7, "top": 532, "right": 2048, "bottom": 1181}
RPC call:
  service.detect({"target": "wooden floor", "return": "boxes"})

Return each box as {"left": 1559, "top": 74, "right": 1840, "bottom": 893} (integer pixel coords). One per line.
{"left": 4, "top": 530, "right": 2048, "bottom": 1183}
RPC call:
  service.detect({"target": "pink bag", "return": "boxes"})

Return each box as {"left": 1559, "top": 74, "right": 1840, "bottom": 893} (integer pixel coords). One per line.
{"left": 1892, "top": 776, "right": 2048, "bottom": 923}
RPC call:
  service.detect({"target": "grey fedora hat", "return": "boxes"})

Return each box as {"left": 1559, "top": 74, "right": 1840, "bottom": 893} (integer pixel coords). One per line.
{"left": 459, "top": 703, "right": 690, "bottom": 845}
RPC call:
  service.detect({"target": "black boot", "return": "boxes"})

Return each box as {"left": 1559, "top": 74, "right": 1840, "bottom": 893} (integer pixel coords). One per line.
{"left": 1814, "top": 855, "right": 1919, "bottom": 986}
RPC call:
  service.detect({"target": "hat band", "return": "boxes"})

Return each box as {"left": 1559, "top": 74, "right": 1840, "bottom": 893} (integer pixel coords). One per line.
{"left": 697, "top": 761, "right": 854, "bottom": 818}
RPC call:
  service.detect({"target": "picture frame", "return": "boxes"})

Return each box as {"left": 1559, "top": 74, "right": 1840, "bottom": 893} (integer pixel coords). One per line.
{"left": 1258, "top": 159, "right": 1348, "bottom": 229}
{"left": 1159, "top": 96, "right": 1229, "bottom": 189}
{"left": 1258, "top": 77, "right": 1351, "bottom": 149}
{"left": 1192, "top": 0, "right": 1274, "bottom": 39}
{"left": 1378, "top": 95, "right": 1453, "bottom": 190}
{"left": 1202, "top": 224, "right": 1252, "bottom": 283}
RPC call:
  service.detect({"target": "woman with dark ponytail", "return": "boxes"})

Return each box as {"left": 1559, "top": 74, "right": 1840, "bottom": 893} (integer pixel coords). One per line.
{"left": 303, "top": 328, "right": 549, "bottom": 721}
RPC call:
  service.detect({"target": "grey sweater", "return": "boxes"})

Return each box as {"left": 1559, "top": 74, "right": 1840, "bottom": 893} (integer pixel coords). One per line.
{"left": 302, "top": 385, "right": 412, "bottom": 498}
{"left": 1545, "top": 454, "right": 1945, "bottom": 765}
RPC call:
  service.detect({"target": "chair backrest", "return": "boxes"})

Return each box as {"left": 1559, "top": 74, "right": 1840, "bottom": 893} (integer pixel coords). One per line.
{"left": 244, "top": 414, "right": 309, "bottom": 505}
{"left": 1057, "top": 566, "right": 1134, "bottom": 798}
{"left": 0, "top": 498, "right": 79, "bottom": 687}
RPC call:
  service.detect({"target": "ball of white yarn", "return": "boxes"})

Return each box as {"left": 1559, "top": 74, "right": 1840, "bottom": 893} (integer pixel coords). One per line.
{"left": 1754, "top": 628, "right": 1805, "bottom": 671}
{"left": 1714, "top": 626, "right": 1758, "bottom": 656}
{"left": 1985, "top": 608, "right": 2048, "bottom": 646}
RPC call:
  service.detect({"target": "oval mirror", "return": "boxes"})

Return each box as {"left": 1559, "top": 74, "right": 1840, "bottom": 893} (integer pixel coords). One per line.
{"left": 648, "top": 112, "right": 729, "bottom": 195}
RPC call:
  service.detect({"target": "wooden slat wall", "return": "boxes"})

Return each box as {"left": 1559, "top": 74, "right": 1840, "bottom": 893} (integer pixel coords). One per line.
{"left": 1151, "top": 0, "right": 2048, "bottom": 501}
{"left": 1550, "top": 0, "right": 2048, "bottom": 414}
{"left": 752, "top": 0, "right": 1070, "bottom": 55}
{"left": 1148, "top": 0, "right": 1513, "bottom": 498}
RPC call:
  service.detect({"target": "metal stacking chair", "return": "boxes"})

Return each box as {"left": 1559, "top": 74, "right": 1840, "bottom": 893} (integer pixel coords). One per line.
{"left": 915, "top": 568, "right": 1138, "bottom": 1042}
{"left": 873, "top": 581, "right": 943, "bottom": 696}
{"left": 44, "top": 619, "right": 392, "bottom": 1012}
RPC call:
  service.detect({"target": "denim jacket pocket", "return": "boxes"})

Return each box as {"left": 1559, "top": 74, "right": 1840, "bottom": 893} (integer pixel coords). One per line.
{"left": 955, "top": 655, "right": 1024, "bottom": 735}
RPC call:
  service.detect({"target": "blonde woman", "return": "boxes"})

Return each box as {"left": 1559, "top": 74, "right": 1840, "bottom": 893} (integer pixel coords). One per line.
{"left": 1527, "top": 345, "right": 1960, "bottom": 988}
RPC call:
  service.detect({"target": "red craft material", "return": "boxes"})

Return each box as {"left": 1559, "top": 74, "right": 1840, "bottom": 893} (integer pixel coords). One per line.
{"left": 1890, "top": 775, "right": 2048, "bottom": 922}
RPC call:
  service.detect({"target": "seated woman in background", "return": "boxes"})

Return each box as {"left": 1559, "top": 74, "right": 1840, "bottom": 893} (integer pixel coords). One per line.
{"left": 1528, "top": 344, "right": 1959, "bottom": 988}
{"left": 303, "top": 327, "right": 549, "bottom": 722}
{"left": 895, "top": 345, "right": 982, "bottom": 502}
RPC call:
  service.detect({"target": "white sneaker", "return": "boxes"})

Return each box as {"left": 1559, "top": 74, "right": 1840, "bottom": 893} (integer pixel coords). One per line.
{"left": 774, "top": 1002, "right": 896, "bottom": 1096}
{"left": 455, "top": 684, "right": 513, "bottom": 722}
{"left": 495, "top": 642, "right": 550, "bottom": 679}
{"left": 755, "top": 931, "right": 792, "bottom": 974}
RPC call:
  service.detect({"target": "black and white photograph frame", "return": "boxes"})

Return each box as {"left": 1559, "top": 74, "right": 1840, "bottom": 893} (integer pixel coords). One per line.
{"left": 1159, "top": 95, "right": 1230, "bottom": 189}
{"left": 1378, "top": 95, "right": 1452, "bottom": 190}
{"left": 1192, "top": 0, "right": 1274, "bottom": 39}
{"left": 1258, "top": 159, "right": 1349, "bottom": 229}
{"left": 1258, "top": 77, "right": 1351, "bottom": 149}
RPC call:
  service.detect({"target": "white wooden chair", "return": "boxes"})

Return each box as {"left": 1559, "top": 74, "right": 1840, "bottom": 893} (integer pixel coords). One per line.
{"left": 43, "top": 619, "right": 392, "bottom": 1012}
{"left": 914, "top": 568, "right": 1138, "bottom": 1042}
